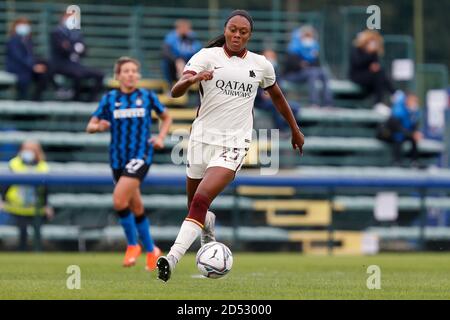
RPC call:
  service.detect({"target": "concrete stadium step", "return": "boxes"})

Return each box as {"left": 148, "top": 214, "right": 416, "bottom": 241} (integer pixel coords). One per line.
{"left": 0, "top": 71, "right": 16, "bottom": 86}
{"left": 368, "top": 227, "right": 450, "bottom": 240}
{"left": 0, "top": 225, "right": 290, "bottom": 243}
{"left": 2, "top": 163, "right": 450, "bottom": 179}
{"left": 0, "top": 100, "right": 384, "bottom": 124}
{"left": 0, "top": 130, "right": 442, "bottom": 154}
{"left": 281, "top": 79, "right": 363, "bottom": 96}
{"left": 0, "top": 101, "right": 392, "bottom": 138}
{"left": 1, "top": 225, "right": 450, "bottom": 248}
{"left": 288, "top": 165, "right": 450, "bottom": 179}
{"left": 296, "top": 106, "right": 385, "bottom": 123}
{"left": 4, "top": 191, "right": 448, "bottom": 215}
{"left": 0, "top": 100, "right": 97, "bottom": 116}
{"left": 0, "top": 162, "right": 182, "bottom": 174}
{"left": 48, "top": 193, "right": 254, "bottom": 211}
{"left": 334, "top": 196, "right": 450, "bottom": 211}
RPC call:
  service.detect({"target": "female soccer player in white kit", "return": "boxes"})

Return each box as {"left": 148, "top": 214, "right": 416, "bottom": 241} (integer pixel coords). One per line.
{"left": 157, "top": 10, "right": 304, "bottom": 281}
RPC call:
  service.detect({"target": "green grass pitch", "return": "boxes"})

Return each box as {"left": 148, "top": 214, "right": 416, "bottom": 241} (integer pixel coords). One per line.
{"left": 0, "top": 252, "right": 449, "bottom": 299}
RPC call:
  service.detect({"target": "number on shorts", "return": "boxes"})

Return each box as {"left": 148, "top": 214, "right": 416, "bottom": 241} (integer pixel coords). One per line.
{"left": 125, "top": 159, "right": 145, "bottom": 173}
{"left": 220, "top": 147, "right": 240, "bottom": 161}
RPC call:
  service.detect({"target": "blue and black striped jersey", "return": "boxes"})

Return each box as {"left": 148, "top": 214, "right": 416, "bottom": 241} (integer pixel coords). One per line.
{"left": 92, "top": 88, "right": 166, "bottom": 169}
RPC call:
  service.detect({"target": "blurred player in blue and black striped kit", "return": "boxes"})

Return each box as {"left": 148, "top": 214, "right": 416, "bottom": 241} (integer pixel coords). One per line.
{"left": 86, "top": 56, "right": 172, "bottom": 271}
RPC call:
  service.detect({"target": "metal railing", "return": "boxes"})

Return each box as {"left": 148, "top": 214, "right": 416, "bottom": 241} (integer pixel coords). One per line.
{"left": 1, "top": 172, "right": 449, "bottom": 252}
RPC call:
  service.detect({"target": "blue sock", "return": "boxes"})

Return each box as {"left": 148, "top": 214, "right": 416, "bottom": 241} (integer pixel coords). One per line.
{"left": 135, "top": 215, "right": 155, "bottom": 253}
{"left": 117, "top": 209, "right": 138, "bottom": 246}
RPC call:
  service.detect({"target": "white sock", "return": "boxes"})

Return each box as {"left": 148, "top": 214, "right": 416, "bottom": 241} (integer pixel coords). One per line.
{"left": 168, "top": 220, "right": 202, "bottom": 267}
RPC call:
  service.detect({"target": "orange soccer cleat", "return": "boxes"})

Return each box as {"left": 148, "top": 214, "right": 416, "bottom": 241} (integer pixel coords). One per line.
{"left": 123, "top": 244, "right": 142, "bottom": 267}
{"left": 145, "top": 246, "right": 162, "bottom": 271}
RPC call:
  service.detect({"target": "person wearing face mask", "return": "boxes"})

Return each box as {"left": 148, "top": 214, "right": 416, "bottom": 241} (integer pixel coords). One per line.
{"left": 1, "top": 141, "right": 53, "bottom": 251}
{"left": 282, "top": 25, "right": 334, "bottom": 108}
{"left": 50, "top": 12, "right": 104, "bottom": 102}
{"left": 5, "top": 17, "right": 50, "bottom": 101}
{"left": 349, "top": 30, "right": 396, "bottom": 115}
{"left": 162, "top": 19, "right": 202, "bottom": 88}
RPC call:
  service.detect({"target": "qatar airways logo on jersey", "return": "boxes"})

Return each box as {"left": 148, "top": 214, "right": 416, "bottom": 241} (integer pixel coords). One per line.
{"left": 216, "top": 80, "right": 254, "bottom": 98}
{"left": 113, "top": 108, "right": 146, "bottom": 119}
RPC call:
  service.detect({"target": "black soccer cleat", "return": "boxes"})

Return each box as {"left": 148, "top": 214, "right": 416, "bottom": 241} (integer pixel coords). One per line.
{"left": 157, "top": 256, "right": 171, "bottom": 282}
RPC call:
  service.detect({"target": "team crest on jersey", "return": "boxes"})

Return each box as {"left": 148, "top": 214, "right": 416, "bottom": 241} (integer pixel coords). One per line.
{"left": 249, "top": 70, "right": 256, "bottom": 78}
{"left": 136, "top": 98, "right": 142, "bottom": 106}
{"left": 115, "top": 102, "right": 121, "bottom": 107}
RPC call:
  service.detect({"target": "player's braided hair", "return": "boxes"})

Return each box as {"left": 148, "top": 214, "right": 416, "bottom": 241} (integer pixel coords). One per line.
{"left": 205, "top": 9, "right": 254, "bottom": 48}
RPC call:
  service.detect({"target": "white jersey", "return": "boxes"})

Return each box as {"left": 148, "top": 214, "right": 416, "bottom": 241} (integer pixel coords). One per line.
{"left": 184, "top": 46, "right": 276, "bottom": 148}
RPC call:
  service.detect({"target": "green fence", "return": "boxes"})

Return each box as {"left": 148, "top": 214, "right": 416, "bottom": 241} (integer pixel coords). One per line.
{"left": 0, "top": 2, "right": 324, "bottom": 78}
{"left": 416, "top": 63, "right": 449, "bottom": 99}
{"left": 1, "top": 3, "right": 447, "bottom": 90}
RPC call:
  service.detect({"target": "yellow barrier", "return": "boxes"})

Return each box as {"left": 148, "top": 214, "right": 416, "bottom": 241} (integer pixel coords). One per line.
{"left": 253, "top": 200, "right": 332, "bottom": 226}
{"left": 237, "top": 186, "right": 296, "bottom": 196}
{"left": 288, "top": 231, "right": 364, "bottom": 255}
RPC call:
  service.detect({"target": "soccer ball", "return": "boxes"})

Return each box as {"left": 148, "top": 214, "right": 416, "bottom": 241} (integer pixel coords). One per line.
{"left": 196, "top": 241, "right": 233, "bottom": 279}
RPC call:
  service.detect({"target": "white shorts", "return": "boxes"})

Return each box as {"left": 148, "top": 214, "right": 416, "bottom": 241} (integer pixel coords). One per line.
{"left": 186, "top": 139, "right": 248, "bottom": 179}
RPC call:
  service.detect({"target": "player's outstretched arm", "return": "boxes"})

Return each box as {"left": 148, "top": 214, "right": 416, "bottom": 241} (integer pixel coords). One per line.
{"left": 86, "top": 117, "right": 110, "bottom": 134}
{"left": 150, "top": 110, "right": 172, "bottom": 149}
{"left": 171, "top": 71, "right": 214, "bottom": 98}
{"left": 266, "top": 83, "right": 305, "bottom": 155}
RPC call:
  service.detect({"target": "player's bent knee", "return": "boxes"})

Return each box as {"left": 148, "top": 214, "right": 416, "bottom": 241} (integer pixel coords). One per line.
{"left": 113, "top": 196, "right": 130, "bottom": 211}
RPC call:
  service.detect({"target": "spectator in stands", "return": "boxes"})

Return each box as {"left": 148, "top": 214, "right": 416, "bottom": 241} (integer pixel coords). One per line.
{"left": 391, "top": 92, "right": 422, "bottom": 166}
{"left": 282, "top": 25, "right": 333, "bottom": 108}
{"left": 349, "top": 30, "right": 395, "bottom": 115}
{"left": 255, "top": 49, "right": 301, "bottom": 134}
{"left": 162, "top": 19, "right": 202, "bottom": 88}
{"left": 50, "top": 13, "right": 104, "bottom": 102}
{"left": 377, "top": 91, "right": 422, "bottom": 167}
{"left": 0, "top": 141, "right": 53, "bottom": 251}
{"left": 5, "top": 17, "right": 50, "bottom": 101}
